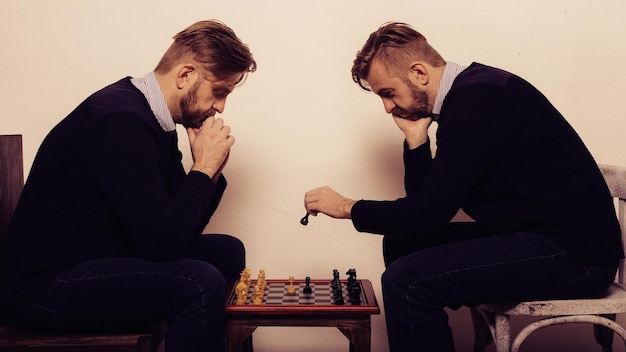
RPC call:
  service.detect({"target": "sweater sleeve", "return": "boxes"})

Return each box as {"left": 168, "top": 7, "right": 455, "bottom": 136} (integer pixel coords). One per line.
{"left": 403, "top": 139, "right": 433, "bottom": 195}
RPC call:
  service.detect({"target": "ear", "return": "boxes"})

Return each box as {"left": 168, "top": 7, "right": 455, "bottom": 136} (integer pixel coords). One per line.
{"left": 409, "top": 62, "right": 430, "bottom": 85}
{"left": 175, "top": 64, "right": 198, "bottom": 90}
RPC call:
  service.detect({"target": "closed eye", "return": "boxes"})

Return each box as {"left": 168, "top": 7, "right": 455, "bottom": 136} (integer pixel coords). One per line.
{"left": 213, "top": 89, "right": 230, "bottom": 99}
{"left": 377, "top": 89, "right": 394, "bottom": 99}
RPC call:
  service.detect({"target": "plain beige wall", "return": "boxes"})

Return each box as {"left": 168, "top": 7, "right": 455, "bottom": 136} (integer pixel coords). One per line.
{"left": 2, "top": 0, "right": 626, "bottom": 351}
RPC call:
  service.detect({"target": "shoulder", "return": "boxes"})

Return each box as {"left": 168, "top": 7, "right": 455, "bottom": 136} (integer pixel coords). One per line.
{"left": 82, "top": 77, "right": 152, "bottom": 120}
{"left": 453, "top": 63, "right": 515, "bottom": 90}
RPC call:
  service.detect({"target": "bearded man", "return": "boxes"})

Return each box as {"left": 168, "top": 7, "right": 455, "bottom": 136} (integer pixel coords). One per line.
{"left": 303, "top": 22, "right": 622, "bottom": 352}
{"left": 3, "top": 20, "right": 256, "bottom": 352}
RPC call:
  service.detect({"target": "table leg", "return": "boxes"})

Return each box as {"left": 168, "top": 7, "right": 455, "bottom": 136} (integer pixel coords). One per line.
{"left": 225, "top": 324, "right": 257, "bottom": 352}
{"left": 337, "top": 319, "right": 371, "bottom": 352}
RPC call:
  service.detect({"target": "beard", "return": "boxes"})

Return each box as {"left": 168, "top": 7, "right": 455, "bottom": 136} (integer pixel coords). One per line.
{"left": 178, "top": 79, "right": 214, "bottom": 129}
{"left": 391, "top": 80, "right": 431, "bottom": 121}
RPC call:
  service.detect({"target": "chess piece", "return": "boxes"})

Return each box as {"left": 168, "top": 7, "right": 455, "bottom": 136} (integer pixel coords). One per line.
{"left": 286, "top": 276, "right": 296, "bottom": 295}
{"left": 244, "top": 268, "right": 252, "bottom": 288}
{"left": 252, "top": 285, "right": 263, "bottom": 305}
{"left": 303, "top": 276, "right": 312, "bottom": 294}
{"left": 235, "top": 281, "right": 248, "bottom": 305}
{"left": 346, "top": 268, "right": 357, "bottom": 282}
{"left": 300, "top": 212, "right": 310, "bottom": 225}
{"left": 257, "top": 269, "right": 267, "bottom": 296}
{"left": 349, "top": 284, "right": 362, "bottom": 305}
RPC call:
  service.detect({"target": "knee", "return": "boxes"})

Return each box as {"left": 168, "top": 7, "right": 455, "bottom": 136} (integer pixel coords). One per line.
{"left": 382, "top": 257, "right": 410, "bottom": 288}
{"left": 225, "top": 235, "right": 246, "bottom": 266}
{"left": 382, "top": 257, "right": 430, "bottom": 301}
{"left": 178, "top": 259, "right": 226, "bottom": 295}
{"left": 218, "top": 235, "right": 246, "bottom": 280}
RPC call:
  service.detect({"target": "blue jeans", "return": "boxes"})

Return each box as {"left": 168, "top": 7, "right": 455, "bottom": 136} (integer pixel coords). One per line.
{"left": 381, "top": 223, "right": 617, "bottom": 352}
{"left": 14, "top": 234, "right": 245, "bottom": 352}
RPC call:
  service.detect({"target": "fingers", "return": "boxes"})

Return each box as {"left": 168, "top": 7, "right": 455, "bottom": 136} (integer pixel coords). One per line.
{"left": 303, "top": 187, "right": 322, "bottom": 213}
{"left": 304, "top": 186, "right": 350, "bottom": 219}
{"left": 186, "top": 127, "right": 196, "bottom": 143}
{"left": 188, "top": 116, "right": 235, "bottom": 178}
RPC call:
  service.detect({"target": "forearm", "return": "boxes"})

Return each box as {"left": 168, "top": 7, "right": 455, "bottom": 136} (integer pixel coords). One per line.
{"left": 194, "top": 173, "right": 227, "bottom": 234}
{"left": 403, "top": 139, "right": 433, "bottom": 195}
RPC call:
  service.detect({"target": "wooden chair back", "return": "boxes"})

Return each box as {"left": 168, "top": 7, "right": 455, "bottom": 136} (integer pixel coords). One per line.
{"left": 0, "top": 135, "right": 24, "bottom": 323}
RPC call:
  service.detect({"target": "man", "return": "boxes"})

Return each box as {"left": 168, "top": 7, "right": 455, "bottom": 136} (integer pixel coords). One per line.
{"left": 304, "top": 22, "right": 622, "bottom": 351}
{"left": 2, "top": 20, "right": 256, "bottom": 351}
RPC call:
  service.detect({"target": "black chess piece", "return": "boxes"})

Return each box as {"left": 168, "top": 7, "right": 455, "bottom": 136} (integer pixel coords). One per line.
{"left": 346, "top": 269, "right": 357, "bottom": 291}
{"left": 334, "top": 293, "right": 345, "bottom": 305}
{"left": 300, "top": 212, "right": 310, "bottom": 225}
{"left": 303, "top": 276, "right": 312, "bottom": 294}
{"left": 346, "top": 268, "right": 357, "bottom": 282}
{"left": 349, "top": 284, "right": 362, "bottom": 305}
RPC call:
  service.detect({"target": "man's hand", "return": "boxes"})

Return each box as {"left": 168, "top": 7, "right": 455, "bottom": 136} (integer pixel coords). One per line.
{"left": 187, "top": 116, "right": 234, "bottom": 180}
{"left": 393, "top": 116, "right": 432, "bottom": 149}
{"left": 304, "top": 186, "right": 356, "bottom": 219}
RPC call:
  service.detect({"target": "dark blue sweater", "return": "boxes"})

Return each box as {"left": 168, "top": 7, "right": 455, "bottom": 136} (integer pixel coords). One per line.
{"left": 2, "top": 77, "right": 226, "bottom": 309}
{"left": 352, "top": 63, "right": 623, "bottom": 265}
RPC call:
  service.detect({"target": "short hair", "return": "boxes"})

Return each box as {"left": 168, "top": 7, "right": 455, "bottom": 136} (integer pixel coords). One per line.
{"left": 156, "top": 20, "right": 257, "bottom": 83}
{"left": 351, "top": 22, "right": 445, "bottom": 91}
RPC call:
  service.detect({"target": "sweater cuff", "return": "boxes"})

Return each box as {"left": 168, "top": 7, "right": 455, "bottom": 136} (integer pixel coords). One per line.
{"left": 351, "top": 199, "right": 378, "bottom": 234}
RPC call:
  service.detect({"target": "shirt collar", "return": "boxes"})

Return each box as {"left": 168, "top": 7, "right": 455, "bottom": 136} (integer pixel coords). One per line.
{"left": 432, "top": 62, "right": 467, "bottom": 118}
{"left": 131, "top": 71, "right": 176, "bottom": 132}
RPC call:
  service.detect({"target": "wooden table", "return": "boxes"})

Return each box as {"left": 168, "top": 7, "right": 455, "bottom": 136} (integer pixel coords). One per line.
{"left": 225, "top": 279, "right": 380, "bottom": 352}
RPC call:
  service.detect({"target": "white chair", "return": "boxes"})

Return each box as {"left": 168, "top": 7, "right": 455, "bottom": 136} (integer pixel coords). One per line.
{"left": 471, "top": 164, "right": 626, "bottom": 352}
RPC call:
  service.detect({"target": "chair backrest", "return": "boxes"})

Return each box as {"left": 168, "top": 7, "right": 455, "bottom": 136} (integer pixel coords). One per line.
{"left": 0, "top": 135, "right": 24, "bottom": 323}
{"left": 599, "top": 164, "right": 626, "bottom": 285}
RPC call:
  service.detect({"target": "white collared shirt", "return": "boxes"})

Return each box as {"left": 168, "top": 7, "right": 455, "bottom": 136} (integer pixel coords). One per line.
{"left": 432, "top": 62, "right": 467, "bottom": 117}
{"left": 131, "top": 72, "right": 176, "bottom": 132}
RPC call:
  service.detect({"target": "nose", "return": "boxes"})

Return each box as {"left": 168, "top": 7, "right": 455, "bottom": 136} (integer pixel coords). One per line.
{"left": 213, "top": 97, "right": 227, "bottom": 114}
{"left": 382, "top": 98, "right": 395, "bottom": 114}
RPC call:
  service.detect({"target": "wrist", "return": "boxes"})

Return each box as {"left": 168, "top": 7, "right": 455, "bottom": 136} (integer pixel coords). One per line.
{"left": 343, "top": 199, "right": 357, "bottom": 219}
{"left": 191, "top": 164, "right": 217, "bottom": 179}
{"left": 405, "top": 133, "right": 428, "bottom": 150}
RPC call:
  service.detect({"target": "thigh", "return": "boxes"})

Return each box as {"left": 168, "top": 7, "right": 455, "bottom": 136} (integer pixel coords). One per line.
{"left": 383, "top": 222, "right": 494, "bottom": 267}
{"left": 383, "top": 232, "right": 617, "bottom": 308}
{"left": 17, "top": 257, "right": 224, "bottom": 333}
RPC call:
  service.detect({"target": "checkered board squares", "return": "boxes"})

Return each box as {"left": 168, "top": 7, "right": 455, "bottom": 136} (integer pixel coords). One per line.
{"left": 234, "top": 282, "right": 363, "bottom": 306}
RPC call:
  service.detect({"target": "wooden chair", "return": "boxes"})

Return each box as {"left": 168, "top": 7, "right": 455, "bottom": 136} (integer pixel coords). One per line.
{"left": 471, "top": 163, "right": 626, "bottom": 352}
{"left": 0, "top": 134, "right": 156, "bottom": 352}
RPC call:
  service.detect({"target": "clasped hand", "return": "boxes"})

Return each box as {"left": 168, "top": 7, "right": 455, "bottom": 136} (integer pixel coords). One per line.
{"left": 187, "top": 116, "right": 234, "bottom": 180}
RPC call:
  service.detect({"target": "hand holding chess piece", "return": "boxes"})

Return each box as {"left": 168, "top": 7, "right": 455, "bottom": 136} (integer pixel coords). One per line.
{"left": 286, "top": 276, "right": 296, "bottom": 296}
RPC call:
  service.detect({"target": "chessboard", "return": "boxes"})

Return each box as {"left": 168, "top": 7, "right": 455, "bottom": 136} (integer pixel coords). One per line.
{"left": 226, "top": 279, "right": 379, "bottom": 315}
{"left": 231, "top": 281, "right": 362, "bottom": 306}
